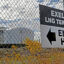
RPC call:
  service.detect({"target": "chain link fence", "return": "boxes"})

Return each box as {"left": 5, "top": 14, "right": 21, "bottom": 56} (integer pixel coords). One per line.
{"left": 0, "top": 0, "right": 63, "bottom": 64}
{"left": 0, "top": 0, "right": 63, "bottom": 48}
{"left": 0, "top": 0, "right": 63, "bottom": 46}
{"left": 0, "top": 0, "right": 40, "bottom": 48}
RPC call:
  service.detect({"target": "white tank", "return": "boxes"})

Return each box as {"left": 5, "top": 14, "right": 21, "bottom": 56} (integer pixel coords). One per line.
{"left": 0, "top": 27, "right": 34, "bottom": 44}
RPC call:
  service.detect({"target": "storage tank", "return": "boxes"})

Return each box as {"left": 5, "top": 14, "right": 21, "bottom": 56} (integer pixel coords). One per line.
{"left": 0, "top": 27, "right": 34, "bottom": 44}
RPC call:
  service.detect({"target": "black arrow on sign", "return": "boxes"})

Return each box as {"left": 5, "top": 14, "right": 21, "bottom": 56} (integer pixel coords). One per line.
{"left": 47, "top": 28, "right": 56, "bottom": 45}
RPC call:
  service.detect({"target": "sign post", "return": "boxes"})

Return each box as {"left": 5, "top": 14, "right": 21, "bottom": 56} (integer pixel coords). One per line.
{"left": 39, "top": 4, "right": 64, "bottom": 48}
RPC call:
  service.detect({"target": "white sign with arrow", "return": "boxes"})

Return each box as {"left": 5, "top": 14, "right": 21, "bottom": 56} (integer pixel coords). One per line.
{"left": 39, "top": 5, "right": 64, "bottom": 48}
{"left": 40, "top": 25, "right": 64, "bottom": 48}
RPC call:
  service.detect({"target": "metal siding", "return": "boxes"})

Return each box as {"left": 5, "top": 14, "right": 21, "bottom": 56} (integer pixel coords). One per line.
{"left": 4, "top": 28, "right": 34, "bottom": 44}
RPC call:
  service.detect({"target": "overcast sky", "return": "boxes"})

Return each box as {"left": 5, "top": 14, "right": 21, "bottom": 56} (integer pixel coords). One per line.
{"left": 0, "top": 0, "right": 63, "bottom": 32}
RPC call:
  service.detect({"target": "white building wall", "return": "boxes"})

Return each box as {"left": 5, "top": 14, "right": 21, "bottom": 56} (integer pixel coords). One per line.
{"left": 34, "top": 32, "right": 41, "bottom": 42}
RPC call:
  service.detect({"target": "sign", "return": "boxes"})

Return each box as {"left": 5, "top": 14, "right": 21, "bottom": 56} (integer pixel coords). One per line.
{"left": 39, "top": 4, "right": 64, "bottom": 48}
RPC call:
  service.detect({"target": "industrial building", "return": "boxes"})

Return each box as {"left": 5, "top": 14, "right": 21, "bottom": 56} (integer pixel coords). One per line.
{"left": 0, "top": 27, "right": 34, "bottom": 44}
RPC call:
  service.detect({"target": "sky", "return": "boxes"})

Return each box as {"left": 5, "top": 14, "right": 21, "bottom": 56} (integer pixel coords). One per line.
{"left": 0, "top": 0, "right": 63, "bottom": 32}
{"left": 0, "top": 0, "right": 63, "bottom": 41}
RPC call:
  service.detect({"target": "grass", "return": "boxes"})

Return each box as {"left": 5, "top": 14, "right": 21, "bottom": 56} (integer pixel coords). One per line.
{"left": 0, "top": 48, "right": 64, "bottom": 64}
{"left": 0, "top": 39, "right": 64, "bottom": 64}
